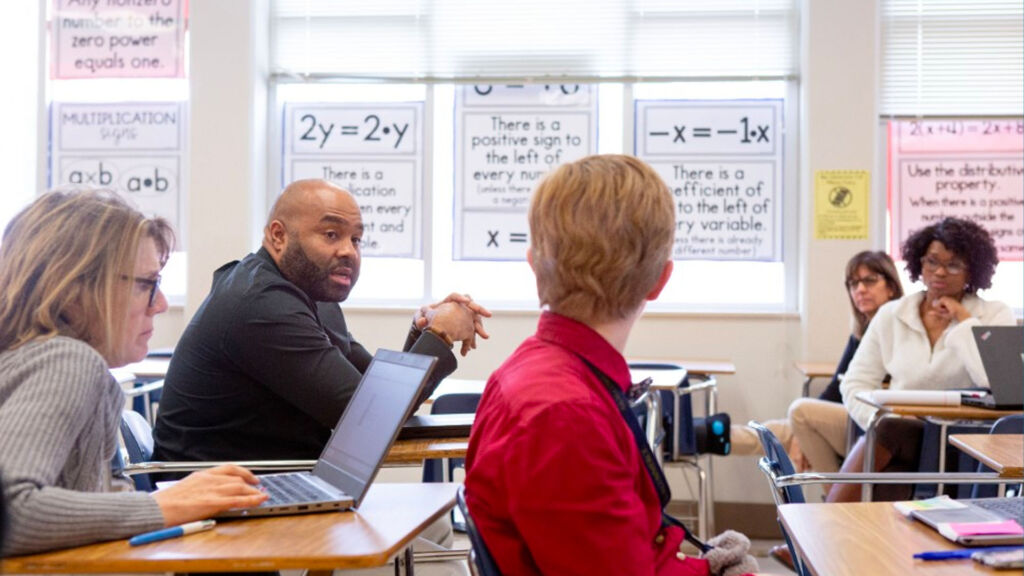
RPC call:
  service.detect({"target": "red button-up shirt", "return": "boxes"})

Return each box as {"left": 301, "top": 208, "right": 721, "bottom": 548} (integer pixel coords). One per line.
{"left": 465, "top": 312, "right": 709, "bottom": 575}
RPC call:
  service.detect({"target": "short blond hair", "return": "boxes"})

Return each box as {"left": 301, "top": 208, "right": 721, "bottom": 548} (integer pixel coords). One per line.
{"left": 0, "top": 190, "right": 173, "bottom": 359}
{"left": 529, "top": 154, "right": 675, "bottom": 323}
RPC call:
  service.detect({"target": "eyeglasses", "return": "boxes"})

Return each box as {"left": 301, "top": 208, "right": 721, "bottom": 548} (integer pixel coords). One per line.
{"left": 124, "top": 275, "right": 162, "bottom": 308}
{"left": 921, "top": 255, "right": 966, "bottom": 276}
{"left": 846, "top": 274, "right": 881, "bottom": 290}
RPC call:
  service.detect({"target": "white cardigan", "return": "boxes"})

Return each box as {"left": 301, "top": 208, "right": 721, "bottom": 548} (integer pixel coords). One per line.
{"left": 840, "top": 292, "right": 1015, "bottom": 430}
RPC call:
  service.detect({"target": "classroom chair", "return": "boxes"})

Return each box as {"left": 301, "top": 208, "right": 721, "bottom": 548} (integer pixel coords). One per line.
{"left": 915, "top": 419, "right": 996, "bottom": 499}
{"left": 970, "top": 414, "right": 1024, "bottom": 499}
{"left": 119, "top": 410, "right": 157, "bottom": 491}
{"left": 117, "top": 411, "right": 315, "bottom": 490}
{"left": 422, "top": 392, "right": 480, "bottom": 483}
{"left": 116, "top": 375, "right": 165, "bottom": 426}
{"left": 456, "top": 485, "right": 502, "bottom": 576}
{"left": 629, "top": 362, "right": 723, "bottom": 539}
{"left": 749, "top": 420, "right": 1011, "bottom": 576}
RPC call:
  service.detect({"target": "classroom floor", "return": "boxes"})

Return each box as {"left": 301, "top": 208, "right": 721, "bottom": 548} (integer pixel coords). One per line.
{"left": 280, "top": 535, "right": 794, "bottom": 575}
{"left": 419, "top": 534, "right": 795, "bottom": 575}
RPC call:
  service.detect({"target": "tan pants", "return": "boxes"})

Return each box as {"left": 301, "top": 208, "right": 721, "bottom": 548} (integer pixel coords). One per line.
{"left": 788, "top": 398, "right": 849, "bottom": 473}
{"left": 730, "top": 418, "right": 794, "bottom": 456}
{"left": 730, "top": 399, "right": 849, "bottom": 475}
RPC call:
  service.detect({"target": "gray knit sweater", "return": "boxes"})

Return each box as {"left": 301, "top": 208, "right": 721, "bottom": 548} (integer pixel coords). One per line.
{"left": 0, "top": 337, "right": 164, "bottom": 556}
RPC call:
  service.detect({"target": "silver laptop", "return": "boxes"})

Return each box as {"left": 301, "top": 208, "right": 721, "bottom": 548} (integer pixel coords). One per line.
{"left": 961, "top": 326, "right": 1024, "bottom": 410}
{"left": 218, "top": 349, "right": 437, "bottom": 518}
{"left": 912, "top": 498, "right": 1024, "bottom": 546}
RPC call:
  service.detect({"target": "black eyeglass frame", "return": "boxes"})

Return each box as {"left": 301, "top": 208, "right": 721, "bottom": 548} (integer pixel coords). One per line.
{"left": 123, "top": 275, "right": 162, "bottom": 308}
{"left": 845, "top": 274, "right": 882, "bottom": 290}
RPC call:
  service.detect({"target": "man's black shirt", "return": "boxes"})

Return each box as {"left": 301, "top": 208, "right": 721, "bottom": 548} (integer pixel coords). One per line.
{"left": 152, "top": 247, "right": 455, "bottom": 461}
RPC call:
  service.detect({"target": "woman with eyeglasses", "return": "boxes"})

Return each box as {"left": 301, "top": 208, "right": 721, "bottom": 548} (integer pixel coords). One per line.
{"left": 732, "top": 251, "right": 903, "bottom": 469}
{"left": 0, "top": 190, "right": 267, "bottom": 556}
{"left": 828, "top": 217, "right": 1015, "bottom": 502}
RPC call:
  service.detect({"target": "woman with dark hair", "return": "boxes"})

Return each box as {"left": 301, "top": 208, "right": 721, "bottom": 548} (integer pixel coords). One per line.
{"left": 829, "top": 217, "right": 1014, "bottom": 502}
{"left": 731, "top": 251, "right": 903, "bottom": 469}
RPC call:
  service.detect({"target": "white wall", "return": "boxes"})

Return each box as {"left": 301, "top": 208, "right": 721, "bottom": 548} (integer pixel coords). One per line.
{"left": 157, "top": 0, "right": 880, "bottom": 505}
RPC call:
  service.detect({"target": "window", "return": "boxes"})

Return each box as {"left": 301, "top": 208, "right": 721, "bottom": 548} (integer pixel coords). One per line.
{"left": 0, "top": 2, "right": 40, "bottom": 236}
{"left": 880, "top": 0, "right": 1024, "bottom": 312}
{"left": 275, "top": 81, "right": 798, "bottom": 311}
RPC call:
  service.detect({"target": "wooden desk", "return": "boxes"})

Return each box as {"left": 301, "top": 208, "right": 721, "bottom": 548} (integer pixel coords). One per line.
{"left": 630, "top": 357, "right": 736, "bottom": 377}
{"left": 779, "top": 501, "right": 999, "bottom": 576}
{"left": 949, "top": 433, "right": 1024, "bottom": 478}
{"left": 425, "top": 360, "right": 737, "bottom": 402}
{"left": 794, "top": 361, "right": 835, "bottom": 397}
{"left": 854, "top": 393, "right": 1021, "bottom": 499}
{"left": 1, "top": 482, "right": 457, "bottom": 574}
{"left": 122, "top": 357, "right": 171, "bottom": 379}
{"left": 426, "top": 378, "right": 485, "bottom": 403}
{"left": 385, "top": 437, "right": 469, "bottom": 465}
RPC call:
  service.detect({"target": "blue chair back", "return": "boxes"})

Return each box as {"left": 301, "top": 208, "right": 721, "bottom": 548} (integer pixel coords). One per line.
{"left": 629, "top": 363, "right": 697, "bottom": 455}
{"left": 971, "top": 414, "right": 1024, "bottom": 499}
{"left": 749, "top": 420, "right": 810, "bottom": 576}
{"left": 456, "top": 485, "right": 502, "bottom": 576}
{"left": 749, "top": 420, "right": 805, "bottom": 504}
{"left": 119, "top": 410, "right": 155, "bottom": 491}
{"left": 422, "top": 393, "right": 480, "bottom": 483}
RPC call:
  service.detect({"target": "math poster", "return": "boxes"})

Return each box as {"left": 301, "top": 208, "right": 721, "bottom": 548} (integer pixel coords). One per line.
{"left": 635, "top": 100, "right": 784, "bottom": 261}
{"left": 889, "top": 119, "right": 1024, "bottom": 261}
{"left": 50, "top": 102, "right": 187, "bottom": 246}
{"left": 51, "top": 0, "right": 186, "bottom": 79}
{"left": 814, "top": 170, "right": 869, "bottom": 239}
{"left": 282, "top": 102, "right": 425, "bottom": 258}
{"left": 454, "top": 84, "right": 598, "bottom": 261}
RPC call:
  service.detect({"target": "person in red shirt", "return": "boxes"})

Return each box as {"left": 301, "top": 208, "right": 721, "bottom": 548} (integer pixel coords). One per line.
{"left": 465, "top": 154, "right": 712, "bottom": 575}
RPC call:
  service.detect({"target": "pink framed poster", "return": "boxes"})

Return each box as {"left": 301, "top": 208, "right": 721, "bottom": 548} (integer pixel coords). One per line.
{"left": 51, "top": 0, "right": 186, "bottom": 79}
{"left": 888, "top": 119, "right": 1024, "bottom": 261}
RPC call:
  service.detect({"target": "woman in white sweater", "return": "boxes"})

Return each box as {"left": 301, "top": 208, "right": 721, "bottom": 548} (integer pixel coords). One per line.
{"left": 0, "top": 190, "right": 267, "bottom": 556}
{"left": 830, "top": 217, "right": 1014, "bottom": 502}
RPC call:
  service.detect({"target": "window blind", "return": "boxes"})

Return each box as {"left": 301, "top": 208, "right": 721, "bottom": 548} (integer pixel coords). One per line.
{"left": 881, "top": 0, "right": 1023, "bottom": 115}
{"left": 270, "top": 0, "right": 798, "bottom": 81}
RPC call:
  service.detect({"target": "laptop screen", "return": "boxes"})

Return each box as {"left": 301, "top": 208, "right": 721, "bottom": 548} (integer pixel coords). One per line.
{"left": 973, "top": 326, "right": 1024, "bottom": 405}
{"left": 313, "top": 349, "right": 436, "bottom": 506}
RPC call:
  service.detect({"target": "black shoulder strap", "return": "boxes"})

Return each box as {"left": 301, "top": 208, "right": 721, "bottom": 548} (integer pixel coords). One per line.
{"left": 578, "top": 356, "right": 711, "bottom": 553}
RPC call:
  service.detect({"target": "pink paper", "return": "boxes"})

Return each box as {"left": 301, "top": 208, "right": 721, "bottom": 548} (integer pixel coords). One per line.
{"left": 947, "top": 520, "right": 1024, "bottom": 536}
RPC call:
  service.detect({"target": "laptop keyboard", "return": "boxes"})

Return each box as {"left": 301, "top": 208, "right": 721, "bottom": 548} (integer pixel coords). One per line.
{"left": 970, "top": 498, "right": 1024, "bottom": 520}
{"left": 259, "top": 474, "right": 333, "bottom": 506}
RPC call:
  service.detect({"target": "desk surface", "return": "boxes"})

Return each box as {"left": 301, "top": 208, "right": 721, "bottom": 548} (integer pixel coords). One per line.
{"left": 0, "top": 482, "right": 457, "bottom": 574}
{"left": 949, "top": 433, "right": 1024, "bottom": 477}
{"left": 386, "top": 437, "right": 469, "bottom": 464}
{"left": 427, "top": 360, "right": 737, "bottom": 400}
{"left": 122, "top": 357, "right": 171, "bottom": 379}
{"left": 856, "top": 394, "right": 1021, "bottom": 421}
{"left": 794, "top": 362, "right": 836, "bottom": 379}
{"left": 630, "top": 357, "right": 736, "bottom": 376}
{"left": 779, "top": 501, "right": 1000, "bottom": 576}
{"left": 427, "top": 378, "right": 485, "bottom": 403}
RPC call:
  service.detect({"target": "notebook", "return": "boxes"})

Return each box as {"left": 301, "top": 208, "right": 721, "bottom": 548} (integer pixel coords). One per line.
{"left": 961, "top": 326, "right": 1024, "bottom": 410}
{"left": 911, "top": 497, "right": 1024, "bottom": 546}
{"left": 216, "top": 349, "right": 437, "bottom": 518}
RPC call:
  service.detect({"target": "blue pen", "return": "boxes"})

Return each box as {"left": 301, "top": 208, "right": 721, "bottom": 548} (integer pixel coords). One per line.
{"left": 129, "top": 519, "right": 216, "bottom": 547}
{"left": 914, "top": 545, "right": 1022, "bottom": 561}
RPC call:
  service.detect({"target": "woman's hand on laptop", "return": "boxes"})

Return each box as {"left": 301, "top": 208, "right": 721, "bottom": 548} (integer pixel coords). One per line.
{"left": 151, "top": 465, "right": 268, "bottom": 527}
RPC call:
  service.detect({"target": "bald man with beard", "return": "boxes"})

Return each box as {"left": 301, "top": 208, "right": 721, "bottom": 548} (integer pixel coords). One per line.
{"left": 153, "top": 179, "right": 489, "bottom": 464}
